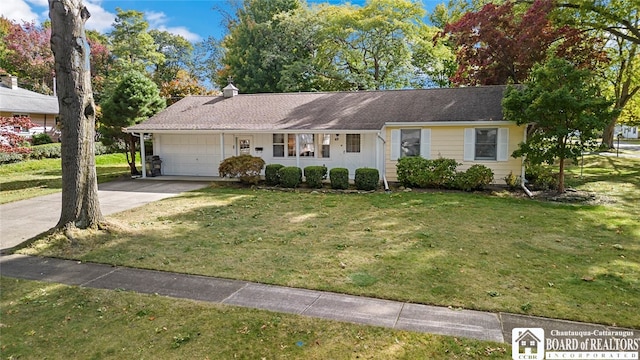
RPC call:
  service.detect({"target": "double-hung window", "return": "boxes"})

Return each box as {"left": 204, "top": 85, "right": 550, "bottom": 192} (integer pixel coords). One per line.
{"left": 474, "top": 128, "right": 497, "bottom": 160}
{"left": 273, "top": 134, "right": 285, "bottom": 157}
{"left": 346, "top": 134, "right": 360, "bottom": 153}
{"left": 400, "top": 129, "right": 421, "bottom": 157}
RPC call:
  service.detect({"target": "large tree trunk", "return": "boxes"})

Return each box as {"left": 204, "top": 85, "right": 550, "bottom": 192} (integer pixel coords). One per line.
{"left": 49, "top": 0, "right": 104, "bottom": 229}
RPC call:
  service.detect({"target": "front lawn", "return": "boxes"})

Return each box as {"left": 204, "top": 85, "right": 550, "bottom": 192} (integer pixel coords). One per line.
{"left": 19, "top": 155, "right": 640, "bottom": 329}
{"left": 0, "top": 278, "right": 509, "bottom": 359}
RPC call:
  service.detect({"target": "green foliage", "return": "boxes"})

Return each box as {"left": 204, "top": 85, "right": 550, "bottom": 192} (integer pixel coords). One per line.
{"left": 525, "top": 164, "right": 558, "bottom": 191}
{"left": 304, "top": 166, "right": 327, "bottom": 188}
{"left": 453, "top": 165, "right": 494, "bottom": 191}
{"left": 354, "top": 168, "right": 379, "bottom": 191}
{"left": 396, "top": 157, "right": 459, "bottom": 188}
{"left": 29, "top": 143, "right": 61, "bottom": 159}
{"left": 503, "top": 58, "right": 616, "bottom": 192}
{"left": 504, "top": 171, "right": 521, "bottom": 190}
{"left": 218, "top": 155, "right": 265, "bottom": 184}
{"left": 31, "top": 133, "right": 53, "bottom": 145}
{"left": 0, "top": 152, "right": 25, "bottom": 164}
{"left": 265, "top": 164, "right": 284, "bottom": 185}
{"left": 278, "top": 166, "right": 302, "bottom": 188}
{"left": 329, "top": 168, "right": 349, "bottom": 190}
{"left": 109, "top": 8, "right": 165, "bottom": 74}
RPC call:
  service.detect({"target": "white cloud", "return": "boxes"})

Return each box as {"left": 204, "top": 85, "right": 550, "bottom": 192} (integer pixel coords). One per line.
{"left": 0, "top": 0, "right": 40, "bottom": 23}
{"left": 145, "top": 10, "right": 201, "bottom": 42}
{"left": 84, "top": 1, "right": 116, "bottom": 33}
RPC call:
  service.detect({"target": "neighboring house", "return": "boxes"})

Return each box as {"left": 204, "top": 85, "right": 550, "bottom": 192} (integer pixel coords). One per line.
{"left": 0, "top": 74, "right": 59, "bottom": 140}
{"left": 125, "top": 84, "right": 526, "bottom": 184}
{"left": 615, "top": 124, "right": 638, "bottom": 139}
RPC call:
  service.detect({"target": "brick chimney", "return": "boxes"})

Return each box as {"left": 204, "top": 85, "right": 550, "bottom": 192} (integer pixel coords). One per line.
{"left": 1, "top": 74, "right": 18, "bottom": 89}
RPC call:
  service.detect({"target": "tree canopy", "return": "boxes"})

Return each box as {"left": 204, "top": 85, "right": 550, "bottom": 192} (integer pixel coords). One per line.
{"left": 503, "top": 58, "right": 616, "bottom": 193}
{"left": 100, "top": 70, "right": 165, "bottom": 174}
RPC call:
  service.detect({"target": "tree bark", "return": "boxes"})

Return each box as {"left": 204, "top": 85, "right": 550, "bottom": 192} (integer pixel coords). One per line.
{"left": 49, "top": 0, "right": 104, "bottom": 229}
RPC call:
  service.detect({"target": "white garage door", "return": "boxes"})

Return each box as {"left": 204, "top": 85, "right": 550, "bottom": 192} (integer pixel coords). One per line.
{"left": 156, "top": 134, "right": 220, "bottom": 176}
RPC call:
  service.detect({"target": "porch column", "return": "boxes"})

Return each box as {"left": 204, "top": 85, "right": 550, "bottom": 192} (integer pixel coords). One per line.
{"left": 140, "top": 133, "right": 146, "bottom": 178}
{"left": 295, "top": 134, "right": 300, "bottom": 169}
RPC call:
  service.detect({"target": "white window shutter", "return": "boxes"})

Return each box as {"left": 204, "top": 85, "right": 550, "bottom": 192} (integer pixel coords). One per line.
{"left": 390, "top": 129, "right": 400, "bottom": 160}
{"left": 497, "top": 128, "right": 509, "bottom": 161}
{"left": 420, "top": 129, "right": 431, "bottom": 159}
{"left": 463, "top": 128, "right": 475, "bottom": 161}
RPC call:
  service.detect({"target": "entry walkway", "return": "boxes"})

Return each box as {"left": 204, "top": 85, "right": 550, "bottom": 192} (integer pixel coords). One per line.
{"left": 1, "top": 254, "right": 634, "bottom": 344}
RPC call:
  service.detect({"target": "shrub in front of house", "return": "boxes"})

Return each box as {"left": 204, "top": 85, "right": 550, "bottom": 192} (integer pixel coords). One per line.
{"left": 396, "top": 157, "right": 458, "bottom": 188}
{"left": 525, "top": 164, "right": 558, "bottom": 190}
{"left": 0, "top": 151, "right": 27, "bottom": 164}
{"left": 31, "top": 133, "right": 53, "bottom": 145}
{"left": 218, "top": 154, "right": 265, "bottom": 185}
{"left": 279, "top": 166, "right": 302, "bottom": 188}
{"left": 330, "top": 168, "right": 349, "bottom": 190}
{"left": 304, "top": 165, "right": 327, "bottom": 188}
{"left": 354, "top": 168, "right": 379, "bottom": 191}
{"left": 29, "top": 143, "right": 61, "bottom": 159}
{"left": 453, "top": 164, "right": 494, "bottom": 191}
{"left": 396, "top": 156, "right": 430, "bottom": 188}
{"left": 504, "top": 171, "right": 521, "bottom": 190}
{"left": 265, "top": 164, "right": 284, "bottom": 185}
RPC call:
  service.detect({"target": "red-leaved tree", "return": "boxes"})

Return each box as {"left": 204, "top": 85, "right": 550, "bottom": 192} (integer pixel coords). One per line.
{"left": 0, "top": 116, "right": 37, "bottom": 153}
{"left": 4, "top": 21, "right": 54, "bottom": 93}
{"left": 442, "top": 0, "right": 607, "bottom": 86}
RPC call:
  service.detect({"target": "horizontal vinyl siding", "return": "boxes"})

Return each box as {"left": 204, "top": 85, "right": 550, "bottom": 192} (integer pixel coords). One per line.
{"left": 385, "top": 124, "right": 524, "bottom": 184}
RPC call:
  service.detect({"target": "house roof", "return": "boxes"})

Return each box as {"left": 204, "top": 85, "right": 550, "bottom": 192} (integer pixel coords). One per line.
{"left": 126, "top": 85, "right": 507, "bottom": 133}
{"left": 0, "top": 83, "right": 59, "bottom": 115}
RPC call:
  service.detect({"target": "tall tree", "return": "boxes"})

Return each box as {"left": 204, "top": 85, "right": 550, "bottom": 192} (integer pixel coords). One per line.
{"left": 3, "top": 21, "right": 55, "bottom": 94}
{"left": 220, "top": 0, "right": 303, "bottom": 93}
{"left": 149, "top": 29, "right": 194, "bottom": 85}
{"left": 108, "top": 8, "right": 164, "bottom": 74}
{"left": 313, "top": 0, "right": 425, "bottom": 90}
{"left": 443, "top": 0, "right": 606, "bottom": 85}
{"left": 160, "top": 69, "right": 213, "bottom": 105}
{"left": 100, "top": 71, "right": 165, "bottom": 175}
{"left": 503, "top": 58, "right": 616, "bottom": 193}
{"left": 48, "top": 0, "right": 104, "bottom": 229}
{"left": 190, "top": 36, "right": 223, "bottom": 86}
{"left": 552, "top": 0, "right": 640, "bottom": 147}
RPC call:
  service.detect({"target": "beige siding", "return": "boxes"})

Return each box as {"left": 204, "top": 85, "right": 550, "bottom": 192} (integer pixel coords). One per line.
{"left": 0, "top": 111, "right": 57, "bottom": 128}
{"left": 385, "top": 124, "right": 525, "bottom": 184}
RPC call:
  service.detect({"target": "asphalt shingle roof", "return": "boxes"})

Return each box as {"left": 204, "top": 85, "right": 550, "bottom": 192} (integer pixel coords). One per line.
{"left": 127, "top": 85, "right": 507, "bottom": 132}
{"left": 0, "top": 84, "right": 59, "bottom": 115}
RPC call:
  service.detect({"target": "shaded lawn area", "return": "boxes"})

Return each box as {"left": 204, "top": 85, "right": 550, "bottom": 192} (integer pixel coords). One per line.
{"left": 0, "top": 278, "right": 509, "bottom": 359}
{"left": 0, "top": 153, "right": 132, "bottom": 204}
{"left": 20, "top": 155, "right": 640, "bottom": 329}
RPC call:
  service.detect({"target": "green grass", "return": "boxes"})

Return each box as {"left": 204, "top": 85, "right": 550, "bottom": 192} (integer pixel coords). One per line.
{"left": 0, "top": 277, "right": 510, "bottom": 359}
{"left": 0, "top": 153, "right": 132, "bottom": 204}
{"left": 19, "top": 155, "right": 640, "bottom": 329}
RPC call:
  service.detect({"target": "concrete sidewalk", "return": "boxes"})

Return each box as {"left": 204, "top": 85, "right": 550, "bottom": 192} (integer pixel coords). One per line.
{"left": 0, "top": 179, "right": 210, "bottom": 252}
{"left": 1, "top": 254, "right": 633, "bottom": 344}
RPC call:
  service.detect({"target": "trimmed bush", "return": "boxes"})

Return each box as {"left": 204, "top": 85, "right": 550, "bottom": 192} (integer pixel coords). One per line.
{"left": 0, "top": 151, "right": 26, "bottom": 164}
{"left": 525, "top": 164, "right": 558, "bottom": 190}
{"left": 218, "top": 154, "right": 265, "bottom": 184}
{"left": 278, "top": 166, "right": 302, "bottom": 188}
{"left": 329, "top": 168, "right": 349, "bottom": 190}
{"left": 396, "top": 157, "right": 458, "bottom": 188}
{"left": 354, "top": 168, "right": 379, "bottom": 191}
{"left": 504, "top": 171, "right": 521, "bottom": 190}
{"left": 453, "top": 164, "right": 494, "bottom": 191}
{"left": 265, "top": 164, "right": 284, "bottom": 185}
{"left": 31, "top": 133, "right": 53, "bottom": 145}
{"left": 29, "top": 143, "right": 61, "bottom": 159}
{"left": 304, "top": 165, "right": 327, "bottom": 188}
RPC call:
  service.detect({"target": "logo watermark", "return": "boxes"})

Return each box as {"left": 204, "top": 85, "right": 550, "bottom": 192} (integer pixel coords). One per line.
{"left": 512, "top": 328, "right": 639, "bottom": 360}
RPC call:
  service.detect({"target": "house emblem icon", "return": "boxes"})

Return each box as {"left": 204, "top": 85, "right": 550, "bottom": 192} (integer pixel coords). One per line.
{"left": 512, "top": 328, "right": 545, "bottom": 360}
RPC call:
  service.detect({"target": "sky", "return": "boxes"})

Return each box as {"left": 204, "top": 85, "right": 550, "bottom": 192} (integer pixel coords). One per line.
{"left": 2, "top": 0, "right": 441, "bottom": 43}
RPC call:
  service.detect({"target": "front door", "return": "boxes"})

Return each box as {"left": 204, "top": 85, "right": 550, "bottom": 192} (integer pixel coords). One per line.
{"left": 238, "top": 136, "right": 252, "bottom": 156}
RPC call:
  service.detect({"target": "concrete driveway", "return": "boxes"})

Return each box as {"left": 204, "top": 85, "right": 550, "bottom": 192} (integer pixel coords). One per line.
{"left": 0, "top": 179, "right": 210, "bottom": 252}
